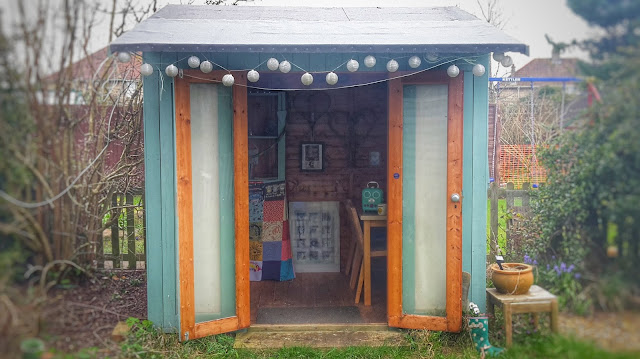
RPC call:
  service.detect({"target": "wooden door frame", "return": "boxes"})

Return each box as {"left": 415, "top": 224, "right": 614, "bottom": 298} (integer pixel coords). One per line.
{"left": 387, "top": 71, "right": 464, "bottom": 332}
{"left": 175, "top": 70, "right": 250, "bottom": 341}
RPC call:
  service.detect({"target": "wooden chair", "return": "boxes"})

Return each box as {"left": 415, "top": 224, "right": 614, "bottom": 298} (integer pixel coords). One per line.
{"left": 343, "top": 200, "right": 387, "bottom": 304}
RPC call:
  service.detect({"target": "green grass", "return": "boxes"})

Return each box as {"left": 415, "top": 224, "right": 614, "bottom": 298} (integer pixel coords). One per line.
{"left": 92, "top": 320, "right": 640, "bottom": 359}
{"left": 487, "top": 198, "right": 507, "bottom": 254}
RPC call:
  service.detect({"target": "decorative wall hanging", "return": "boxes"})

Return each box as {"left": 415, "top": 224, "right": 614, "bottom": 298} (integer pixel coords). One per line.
{"left": 289, "top": 201, "right": 340, "bottom": 272}
{"left": 300, "top": 143, "right": 324, "bottom": 171}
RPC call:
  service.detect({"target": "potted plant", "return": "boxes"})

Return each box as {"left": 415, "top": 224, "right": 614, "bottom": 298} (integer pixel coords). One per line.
{"left": 467, "top": 302, "right": 504, "bottom": 357}
{"left": 490, "top": 262, "right": 534, "bottom": 295}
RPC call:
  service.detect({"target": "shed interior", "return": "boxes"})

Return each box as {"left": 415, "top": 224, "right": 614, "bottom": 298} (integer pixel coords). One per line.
{"left": 247, "top": 83, "right": 389, "bottom": 324}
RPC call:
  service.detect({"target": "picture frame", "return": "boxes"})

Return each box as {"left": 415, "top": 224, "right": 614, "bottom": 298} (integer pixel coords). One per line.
{"left": 300, "top": 142, "right": 324, "bottom": 171}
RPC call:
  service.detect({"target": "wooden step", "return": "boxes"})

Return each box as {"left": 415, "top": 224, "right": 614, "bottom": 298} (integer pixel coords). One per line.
{"left": 233, "top": 324, "right": 409, "bottom": 349}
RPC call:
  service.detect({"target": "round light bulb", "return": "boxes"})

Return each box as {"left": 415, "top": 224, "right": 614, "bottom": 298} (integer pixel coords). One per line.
{"left": 364, "top": 55, "right": 376, "bottom": 68}
{"left": 447, "top": 64, "right": 460, "bottom": 78}
{"left": 279, "top": 60, "right": 291, "bottom": 73}
{"left": 426, "top": 53, "right": 439, "bottom": 62}
{"left": 267, "top": 58, "right": 279, "bottom": 71}
{"left": 140, "top": 63, "right": 154, "bottom": 76}
{"left": 165, "top": 64, "right": 178, "bottom": 77}
{"left": 346, "top": 59, "right": 359, "bottom": 72}
{"left": 500, "top": 55, "right": 513, "bottom": 67}
{"left": 222, "top": 73, "right": 235, "bottom": 87}
{"left": 187, "top": 56, "right": 200, "bottom": 68}
{"left": 386, "top": 59, "right": 399, "bottom": 73}
{"left": 247, "top": 69, "right": 260, "bottom": 83}
{"left": 472, "top": 63, "right": 486, "bottom": 77}
{"left": 117, "top": 52, "right": 131, "bottom": 63}
{"left": 200, "top": 60, "right": 213, "bottom": 73}
{"left": 301, "top": 72, "right": 314, "bottom": 86}
{"left": 408, "top": 56, "right": 421, "bottom": 69}
{"left": 492, "top": 52, "right": 505, "bottom": 62}
{"left": 326, "top": 72, "right": 338, "bottom": 85}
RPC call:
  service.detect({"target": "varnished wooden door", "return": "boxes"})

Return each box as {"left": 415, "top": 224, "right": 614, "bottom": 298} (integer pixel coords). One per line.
{"left": 175, "top": 71, "right": 250, "bottom": 340}
{"left": 387, "top": 72, "right": 464, "bottom": 332}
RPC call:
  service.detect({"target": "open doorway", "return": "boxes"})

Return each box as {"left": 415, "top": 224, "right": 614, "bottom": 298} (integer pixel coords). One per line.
{"left": 247, "top": 83, "right": 389, "bottom": 325}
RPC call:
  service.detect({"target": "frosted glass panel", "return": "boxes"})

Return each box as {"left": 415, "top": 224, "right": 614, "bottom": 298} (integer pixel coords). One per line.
{"left": 402, "top": 85, "right": 448, "bottom": 316}
{"left": 190, "top": 84, "right": 235, "bottom": 323}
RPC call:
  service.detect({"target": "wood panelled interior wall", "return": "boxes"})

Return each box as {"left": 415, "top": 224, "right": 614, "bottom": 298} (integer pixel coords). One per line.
{"left": 284, "top": 83, "right": 388, "bottom": 272}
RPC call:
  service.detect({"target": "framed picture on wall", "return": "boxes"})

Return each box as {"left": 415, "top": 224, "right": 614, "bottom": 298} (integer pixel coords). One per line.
{"left": 300, "top": 142, "right": 324, "bottom": 171}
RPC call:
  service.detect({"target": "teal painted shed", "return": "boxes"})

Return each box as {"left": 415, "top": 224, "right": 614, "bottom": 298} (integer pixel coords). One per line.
{"left": 110, "top": 5, "right": 527, "bottom": 340}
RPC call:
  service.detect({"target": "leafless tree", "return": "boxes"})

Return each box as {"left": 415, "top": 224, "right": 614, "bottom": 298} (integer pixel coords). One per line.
{"left": 0, "top": 0, "right": 156, "bottom": 270}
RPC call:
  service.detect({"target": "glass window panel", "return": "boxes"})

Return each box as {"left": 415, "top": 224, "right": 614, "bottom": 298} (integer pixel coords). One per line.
{"left": 402, "top": 84, "right": 448, "bottom": 316}
{"left": 190, "top": 84, "right": 235, "bottom": 323}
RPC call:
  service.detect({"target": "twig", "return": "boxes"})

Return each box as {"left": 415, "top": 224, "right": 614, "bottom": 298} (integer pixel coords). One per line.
{"left": 0, "top": 294, "right": 20, "bottom": 327}
{"left": 66, "top": 301, "right": 125, "bottom": 318}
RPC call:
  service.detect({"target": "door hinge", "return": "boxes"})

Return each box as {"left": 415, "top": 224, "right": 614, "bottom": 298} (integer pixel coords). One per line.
{"left": 184, "top": 332, "right": 189, "bottom": 341}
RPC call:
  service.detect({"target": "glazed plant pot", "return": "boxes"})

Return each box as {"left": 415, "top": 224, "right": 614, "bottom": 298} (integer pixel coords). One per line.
{"left": 490, "top": 263, "right": 534, "bottom": 295}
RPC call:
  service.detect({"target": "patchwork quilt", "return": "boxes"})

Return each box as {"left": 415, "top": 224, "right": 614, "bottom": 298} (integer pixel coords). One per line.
{"left": 249, "top": 181, "right": 295, "bottom": 281}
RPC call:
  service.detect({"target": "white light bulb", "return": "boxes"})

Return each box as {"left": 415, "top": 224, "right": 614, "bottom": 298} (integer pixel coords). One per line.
{"left": 326, "top": 72, "right": 338, "bottom": 85}
{"left": 267, "top": 58, "right": 279, "bottom": 71}
{"left": 187, "top": 56, "right": 200, "bottom": 69}
{"left": 472, "top": 63, "right": 486, "bottom": 77}
{"left": 493, "top": 52, "right": 505, "bottom": 62}
{"left": 301, "top": 72, "right": 313, "bottom": 86}
{"left": 200, "top": 61, "right": 213, "bottom": 73}
{"left": 140, "top": 63, "right": 154, "bottom": 76}
{"left": 222, "top": 73, "right": 235, "bottom": 86}
{"left": 279, "top": 60, "right": 291, "bottom": 73}
{"left": 247, "top": 69, "right": 260, "bottom": 83}
{"left": 346, "top": 59, "right": 359, "bottom": 72}
{"left": 500, "top": 55, "right": 513, "bottom": 67}
{"left": 426, "top": 53, "right": 439, "bottom": 62}
{"left": 364, "top": 55, "right": 376, "bottom": 68}
{"left": 386, "top": 59, "right": 399, "bottom": 73}
{"left": 117, "top": 52, "right": 131, "bottom": 63}
{"left": 447, "top": 64, "right": 460, "bottom": 78}
{"left": 408, "top": 56, "right": 421, "bottom": 69}
{"left": 165, "top": 64, "right": 178, "bottom": 77}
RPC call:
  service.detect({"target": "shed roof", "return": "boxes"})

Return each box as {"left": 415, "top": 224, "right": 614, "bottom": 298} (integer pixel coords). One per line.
{"left": 109, "top": 5, "right": 528, "bottom": 55}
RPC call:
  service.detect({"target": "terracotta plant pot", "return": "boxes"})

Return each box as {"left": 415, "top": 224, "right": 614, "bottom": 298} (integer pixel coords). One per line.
{"left": 490, "top": 263, "right": 534, "bottom": 295}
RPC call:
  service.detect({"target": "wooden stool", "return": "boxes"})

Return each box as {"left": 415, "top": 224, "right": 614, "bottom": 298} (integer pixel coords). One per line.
{"left": 486, "top": 285, "right": 558, "bottom": 347}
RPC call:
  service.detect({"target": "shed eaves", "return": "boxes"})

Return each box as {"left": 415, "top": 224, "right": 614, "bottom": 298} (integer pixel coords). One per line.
{"left": 110, "top": 5, "right": 528, "bottom": 55}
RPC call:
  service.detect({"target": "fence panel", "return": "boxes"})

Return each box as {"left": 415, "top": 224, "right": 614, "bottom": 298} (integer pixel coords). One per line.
{"left": 488, "top": 182, "right": 532, "bottom": 259}
{"left": 97, "top": 192, "right": 146, "bottom": 269}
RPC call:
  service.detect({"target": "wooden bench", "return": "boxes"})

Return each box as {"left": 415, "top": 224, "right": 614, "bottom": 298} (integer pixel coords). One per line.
{"left": 486, "top": 285, "right": 558, "bottom": 347}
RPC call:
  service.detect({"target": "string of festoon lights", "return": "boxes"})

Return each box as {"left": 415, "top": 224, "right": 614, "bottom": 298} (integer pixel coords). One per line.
{"left": 115, "top": 51, "right": 514, "bottom": 90}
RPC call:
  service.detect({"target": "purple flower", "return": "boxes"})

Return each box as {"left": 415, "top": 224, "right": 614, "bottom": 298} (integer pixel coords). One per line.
{"left": 553, "top": 265, "right": 561, "bottom": 275}
{"left": 567, "top": 264, "right": 575, "bottom": 273}
{"left": 574, "top": 273, "right": 581, "bottom": 279}
{"left": 533, "top": 260, "right": 538, "bottom": 265}
{"left": 524, "top": 255, "right": 531, "bottom": 264}
{"left": 560, "top": 262, "right": 567, "bottom": 271}
{"left": 546, "top": 264, "right": 550, "bottom": 270}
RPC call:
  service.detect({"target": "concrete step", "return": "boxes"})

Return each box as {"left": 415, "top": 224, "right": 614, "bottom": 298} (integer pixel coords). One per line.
{"left": 234, "top": 324, "right": 410, "bottom": 349}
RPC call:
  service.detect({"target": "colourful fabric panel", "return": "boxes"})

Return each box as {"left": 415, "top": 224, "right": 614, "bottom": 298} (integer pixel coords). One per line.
{"left": 262, "top": 221, "right": 283, "bottom": 242}
{"left": 262, "top": 241, "right": 282, "bottom": 261}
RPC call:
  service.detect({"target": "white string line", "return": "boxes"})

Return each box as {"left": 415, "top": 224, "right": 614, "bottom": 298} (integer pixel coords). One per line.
{"left": 153, "top": 54, "right": 478, "bottom": 76}
{"left": 183, "top": 55, "right": 474, "bottom": 92}
{"left": 0, "top": 57, "right": 130, "bottom": 209}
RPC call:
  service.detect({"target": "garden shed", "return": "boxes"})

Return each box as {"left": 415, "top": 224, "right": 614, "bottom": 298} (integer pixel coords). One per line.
{"left": 109, "top": 5, "right": 527, "bottom": 340}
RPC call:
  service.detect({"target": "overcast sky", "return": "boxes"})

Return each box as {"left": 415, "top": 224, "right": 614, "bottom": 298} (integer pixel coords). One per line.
{"left": 1, "top": 0, "right": 594, "bottom": 73}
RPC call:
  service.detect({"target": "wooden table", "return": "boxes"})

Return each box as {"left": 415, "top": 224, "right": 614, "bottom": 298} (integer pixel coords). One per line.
{"left": 486, "top": 285, "right": 558, "bottom": 347}
{"left": 358, "top": 211, "right": 387, "bottom": 306}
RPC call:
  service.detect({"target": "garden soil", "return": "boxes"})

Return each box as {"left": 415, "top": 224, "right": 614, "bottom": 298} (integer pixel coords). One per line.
{"left": 559, "top": 311, "right": 640, "bottom": 352}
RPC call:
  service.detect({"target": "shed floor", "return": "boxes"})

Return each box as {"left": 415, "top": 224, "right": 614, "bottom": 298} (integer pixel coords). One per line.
{"left": 250, "top": 262, "right": 387, "bottom": 324}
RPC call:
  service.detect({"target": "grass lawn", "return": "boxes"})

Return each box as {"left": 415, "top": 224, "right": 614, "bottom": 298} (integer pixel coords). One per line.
{"left": 107, "top": 322, "right": 640, "bottom": 359}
